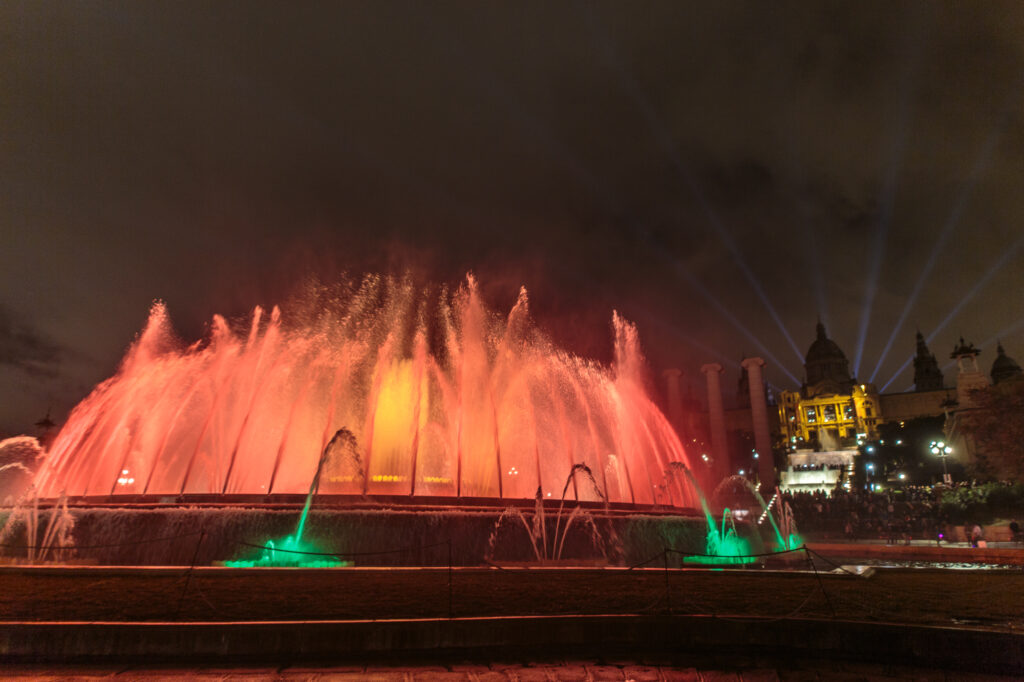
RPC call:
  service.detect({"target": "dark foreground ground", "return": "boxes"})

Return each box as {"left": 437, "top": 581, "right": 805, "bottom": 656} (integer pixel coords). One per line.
{"left": 2, "top": 564, "right": 1023, "bottom": 629}
{"left": 4, "top": 659, "right": 1020, "bottom": 681}
{"left": 3, "top": 564, "right": 1024, "bottom": 679}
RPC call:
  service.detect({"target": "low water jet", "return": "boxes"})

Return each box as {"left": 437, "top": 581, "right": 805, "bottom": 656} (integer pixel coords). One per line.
{"left": 713, "top": 475, "right": 802, "bottom": 551}
{"left": 224, "top": 429, "right": 355, "bottom": 568}
{"left": 486, "top": 465, "right": 613, "bottom": 565}
{"left": 664, "top": 462, "right": 755, "bottom": 565}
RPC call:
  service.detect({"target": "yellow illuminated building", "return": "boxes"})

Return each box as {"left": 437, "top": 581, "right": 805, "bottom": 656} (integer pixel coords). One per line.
{"left": 778, "top": 383, "right": 880, "bottom": 448}
{"left": 776, "top": 322, "right": 881, "bottom": 449}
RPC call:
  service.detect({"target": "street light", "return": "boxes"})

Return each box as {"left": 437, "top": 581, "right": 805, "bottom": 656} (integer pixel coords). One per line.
{"left": 930, "top": 440, "right": 953, "bottom": 484}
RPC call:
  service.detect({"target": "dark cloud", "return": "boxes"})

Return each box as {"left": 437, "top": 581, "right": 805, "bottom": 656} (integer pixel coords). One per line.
{"left": 0, "top": 306, "right": 63, "bottom": 378}
{"left": 2, "top": 1, "right": 1024, "bottom": 431}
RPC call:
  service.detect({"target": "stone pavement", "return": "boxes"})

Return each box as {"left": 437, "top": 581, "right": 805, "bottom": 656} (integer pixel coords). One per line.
{"left": 2, "top": 662, "right": 1016, "bottom": 681}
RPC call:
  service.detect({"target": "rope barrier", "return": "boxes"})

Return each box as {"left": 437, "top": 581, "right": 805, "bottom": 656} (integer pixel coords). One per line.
{"left": 626, "top": 551, "right": 670, "bottom": 570}
{"left": 805, "top": 546, "right": 836, "bottom": 617}
{"left": 802, "top": 547, "right": 865, "bottom": 577}
{"left": 800, "top": 545, "right": 1005, "bottom": 610}
{"left": 654, "top": 545, "right": 842, "bottom": 623}
{"left": 0, "top": 530, "right": 204, "bottom": 551}
{"left": 481, "top": 559, "right": 510, "bottom": 570}
{"left": 235, "top": 539, "right": 451, "bottom": 558}
{"left": 663, "top": 545, "right": 806, "bottom": 559}
{"left": 176, "top": 529, "right": 205, "bottom": 618}
{"left": 171, "top": 537, "right": 457, "bottom": 620}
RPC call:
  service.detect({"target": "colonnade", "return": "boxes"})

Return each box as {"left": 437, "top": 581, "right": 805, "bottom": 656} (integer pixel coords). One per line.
{"left": 664, "top": 358, "right": 774, "bottom": 487}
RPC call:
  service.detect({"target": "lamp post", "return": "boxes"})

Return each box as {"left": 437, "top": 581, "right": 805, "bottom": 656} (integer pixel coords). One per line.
{"left": 930, "top": 440, "right": 953, "bottom": 484}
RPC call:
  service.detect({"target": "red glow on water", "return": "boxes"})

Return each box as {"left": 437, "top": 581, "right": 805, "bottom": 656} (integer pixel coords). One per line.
{"left": 35, "top": 276, "right": 697, "bottom": 506}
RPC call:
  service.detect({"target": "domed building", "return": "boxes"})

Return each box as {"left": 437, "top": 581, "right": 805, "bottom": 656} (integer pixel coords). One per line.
{"left": 688, "top": 324, "right": 1010, "bottom": 492}
{"left": 774, "top": 324, "right": 961, "bottom": 492}
{"left": 777, "top": 322, "right": 881, "bottom": 452}
{"left": 803, "top": 320, "right": 854, "bottom": 398}
{"left": 990, "top": 343, "right": 1023, "bottom": 384}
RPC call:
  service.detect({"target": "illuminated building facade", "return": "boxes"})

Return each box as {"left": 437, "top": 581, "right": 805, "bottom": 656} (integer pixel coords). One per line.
{"left": 777, "top": 322, "right": 882, "bottom": 450}
{"left": 674, "top": 325, "right": 1019, "bottom": 491}
{"left": 774, "top": 325, "right": 965, "bottom": 492}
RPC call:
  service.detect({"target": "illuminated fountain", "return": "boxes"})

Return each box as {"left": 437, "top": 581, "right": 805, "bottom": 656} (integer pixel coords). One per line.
{"left": 0, "top": 489, "right": 76, "bottom": 564}
{"left": 0, "top": 436, "right": 42, "bottom": 505}
{"left": 35, "top": 275, "right": 698, "bottom": 508}
{"left": 19, "top": 275, "right": 714, "bottom": 566}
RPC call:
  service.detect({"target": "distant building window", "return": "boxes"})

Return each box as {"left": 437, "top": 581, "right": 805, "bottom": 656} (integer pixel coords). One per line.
{"left": 805, "top": 407, "right": 817, "bottom": 423}
{"left": 844, "top": 402, "right": 855, "bottom": 420}
{"left": 823, "top": 404, "right": 837, "bottom": 422}
{"left": 865, "top": 405, "right": 873, "bottom": 417}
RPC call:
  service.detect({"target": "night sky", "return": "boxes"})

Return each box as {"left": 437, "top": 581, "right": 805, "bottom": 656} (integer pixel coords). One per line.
{"left": 3, "top": 2, "right": 1024, "bottom": 435}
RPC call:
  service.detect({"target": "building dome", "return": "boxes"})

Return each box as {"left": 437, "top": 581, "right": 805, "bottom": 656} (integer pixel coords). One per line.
{"left": 805, "top": 322, "right": 846, "bottom": 365}
{"left": 991, "top": 343, "right": 1023, "bottom": 384}
{"left": 804, "top": 321, "right": 853, "bottom": 396}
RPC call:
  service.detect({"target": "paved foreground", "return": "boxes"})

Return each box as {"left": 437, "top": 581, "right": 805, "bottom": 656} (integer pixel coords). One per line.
{"left": 3, "top": 661, "right": 1020, "bottom": 681}
{"left": 4, "top": 563, "right": 1024, "bottom": 629}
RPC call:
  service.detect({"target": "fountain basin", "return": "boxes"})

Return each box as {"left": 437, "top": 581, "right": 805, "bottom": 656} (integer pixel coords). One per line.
{"left": 1, "top": 497, "right": 722, "bottom": 567}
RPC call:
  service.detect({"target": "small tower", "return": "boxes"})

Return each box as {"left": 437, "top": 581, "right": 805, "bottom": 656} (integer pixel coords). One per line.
{"left": 951, "top": 337, "right": 981, "bottom": 373}
{"left": 990, "top": 343, "right": 1023, "bottom": 384}
{"left": 34, "top": 410, "right": 57, "bottom": 447}
{"left": 912, "top": 331, "right": 944, "bottom": 391}
{"left": 951, "top": 337, "right": 989, "bottom": 408}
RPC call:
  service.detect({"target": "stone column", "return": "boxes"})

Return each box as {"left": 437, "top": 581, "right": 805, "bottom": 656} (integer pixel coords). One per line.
{"left": 662, "top": 368, "right": 684, "bottom": 437}
{"left": 700, "top": 363, "right": 728, "bottom": 482}
{"left": 741, "top": 356, "right": 774, "bottom": 486}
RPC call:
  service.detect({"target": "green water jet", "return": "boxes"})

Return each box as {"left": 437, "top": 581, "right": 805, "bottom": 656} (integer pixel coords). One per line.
{"left": 226, "top": 429, "right": 354, "bottom": 568}
{"left": 665, "top": 463, "right": 756, "bottom": 565}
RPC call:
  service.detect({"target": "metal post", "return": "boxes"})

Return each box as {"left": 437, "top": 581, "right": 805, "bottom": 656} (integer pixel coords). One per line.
{"left": 176, "top": 530, "right": 205, "bottom": 618}
{"left": 663, "top": 548, "right": 672, "bottom": 614}
{"left": 806, "top": 547, "right": 835, "bottom": 618}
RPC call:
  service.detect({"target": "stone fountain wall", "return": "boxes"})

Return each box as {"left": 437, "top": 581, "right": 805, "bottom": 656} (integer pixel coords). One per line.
{"left": 1, "top": 507, "right": 727, "bottom": 567}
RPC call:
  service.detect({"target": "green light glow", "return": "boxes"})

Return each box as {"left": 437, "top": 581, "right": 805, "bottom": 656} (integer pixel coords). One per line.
{"left": 664, "top": 464, "right": 761, "bottom": 566}
{"left": 682, "top": 507, "right": 758, "bottom": 565}
{"left": 227, "top": 429, "right": 355, "bottom": 568}
{"left": 682, "top": 554, "right": 757, "bottom": 566}
{"left": 224, "top": 535, "right": 351, "bottom": 568}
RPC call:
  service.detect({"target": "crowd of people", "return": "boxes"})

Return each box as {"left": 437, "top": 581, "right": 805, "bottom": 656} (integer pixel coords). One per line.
{"left": 779, "top": 486, "right": 1006, "bottom": 545}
